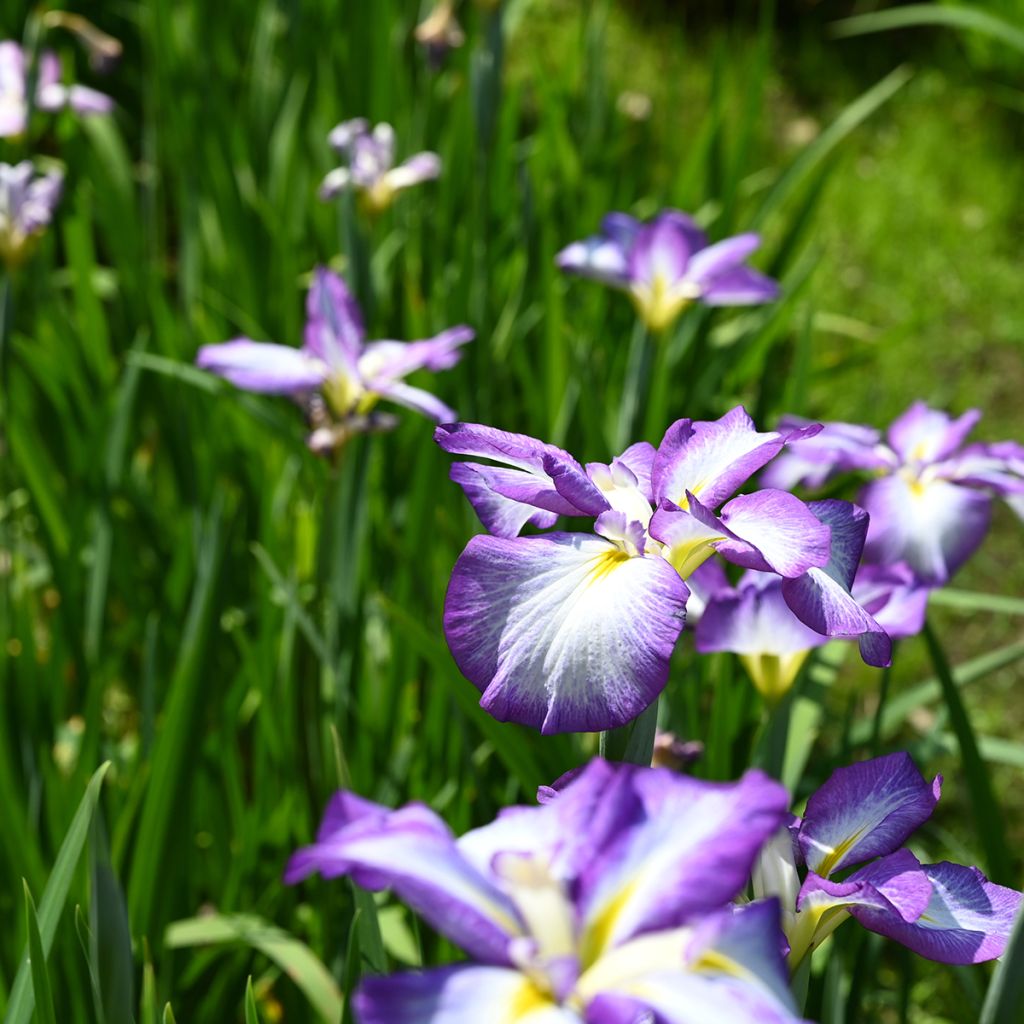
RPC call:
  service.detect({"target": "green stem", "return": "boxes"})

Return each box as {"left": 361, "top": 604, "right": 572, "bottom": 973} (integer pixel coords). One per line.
{"left": 614, "top": 319, "right": 653, "bottom": 449}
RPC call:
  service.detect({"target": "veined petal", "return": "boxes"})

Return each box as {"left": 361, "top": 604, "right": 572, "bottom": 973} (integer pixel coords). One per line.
{"left": 355, "top": 966, "right": 580, "bottom": 1024}
{"left": 798, "top": 752, "right": 941, "bottom": 877}
{"left": 443, "top": 534, "right": 689, "bottom": 733}
{"left": 449, "top": 464, "right": 560, "bottom": 538}
{"left": 577, "top": 770, "right": 788, "bottom": 958}
{"left": 860, "top": 475, "right": 992, "bottom": 585}
{"left": 887, "top": 402, "right": 981, "bottom": 465}
{"left": 714, "top": 490, "right": 832, "bottom": 578}
{"left": 780, "top": 500, "right": 892, "bottom": 668}
{"left": 699, "top": 265, "right": 780, "bottom": 306}
{"left": 359, "top": 326, "right": 474, "bottom": 383}
{"left": 285, "top": 795, "right": 523, "bottom": 964}
{"left": 195, "top": 338, "right": 327, "bottom": 394}
{"left": 376, "top": 380, "right": 456, "bottom": 422}
{"left": 303, "top": 266, "right": 365, "bottom": 373}
{"left": 652, "top": 407, "right": 797, "bottom": 511}
{"left": 543, "top": 455, "right": 612, "bottom": 517}
{"left": 849, "top": 859, "right": 1024, "bottom": 965}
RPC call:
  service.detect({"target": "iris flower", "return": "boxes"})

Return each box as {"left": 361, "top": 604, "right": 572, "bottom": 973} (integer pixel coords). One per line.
{"left": 555, "top": 210, "right": 780, "bottom": 333}
{"left": 696, "top": 563, "right": 928, "bottom": 702}
{"left": 319, "top": 119, "right": 441, "bottom": 213}
{"left": 752, "top": 752, "right": 1022, "bottom": 967}
{"left": 0, "top": 40, "right": 112, "bottom": 138}
{"left": 437, "top": 406, "right": 891, "bottom": 734}
{"left": 762, "top": 403, "right": 1024, "bottom": 584}
{"left": 0, "top": 160, "right": 63, "bottom": 268}
{"left": 287, "top": 758, "right": 807, "bottom": 1024}
{"left": 196, "top": 267, "right": 473, "bottom": 450}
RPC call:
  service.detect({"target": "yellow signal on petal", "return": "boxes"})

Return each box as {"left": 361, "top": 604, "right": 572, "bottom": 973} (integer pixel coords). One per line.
{"left": 508, "top": 978, "right": 557, "bottom": 1021}
{"left": 665, "top": 537, "right": 719, "bottom": 580}
{"left": 815, "top": 826, "right": 868, "bottom": 879}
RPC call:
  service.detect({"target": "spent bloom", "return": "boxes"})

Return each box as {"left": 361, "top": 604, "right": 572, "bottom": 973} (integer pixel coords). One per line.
{"left": 0, "top": 40, "right": 113, "bottom": 138}
{"left": 0, "top": 160, "right": 63, "bottom": 268}
{"left": 556, "top": 209, "right": 780, "bottom": 332}
{"left": 287, "top": 758, "right": 806, "bottom": 1024}
{"left": 754, "top": 752, "right": 1022, "bottom": 968}
{"left": 196, "top": 267, "right": 473, "bottom": 452}
{"left": 319, "top": 119, "right": 441, "bottom": 213}
{"left": 763, "top": 402, "right": 1024, "bottom": 584}
{"left": 415, "top": 1, "right": 465, "bottom": 66}
{"left": 437, "top": 406, "right": 891, "bottom": 734}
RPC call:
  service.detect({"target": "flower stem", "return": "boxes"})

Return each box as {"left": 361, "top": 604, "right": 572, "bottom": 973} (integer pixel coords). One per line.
{"left": 614, "top": 318, "right": 653, "bottom": 450}
{"left": 598, "top": 696, "right": 659, "bottom": 766}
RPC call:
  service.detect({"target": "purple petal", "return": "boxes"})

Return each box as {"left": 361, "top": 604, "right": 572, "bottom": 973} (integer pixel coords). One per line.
{"left": 700, "top": 265, "right": 781, "bottom": 306}
{"left": 647, "top": 502, "right": 732, "bottom": 580}
{"left": 850, "top": 859, "right": 1024, "bottom": 965}
{"left": 627, "top": 215, "right": 693, "bottom": 289}
{"left": 302, "top": 267, "right": 365, "bottom": 373}
{"left": 448, "top": 463, "right": 560, "bottom": 538}
{"left": 680, "top": 558, "right": 730, "bottom": 624}
{"left": 327, "top": 117, "right": 370, "bottom": 153}
{"left": 577, "top": 769, "right": 789, "bottom": 954}
{"left": 714, "top": 490, "right": 832, "bottom": 578}
{"left": 851, "top": 563, "right": 930, "bottom": 640}
{"left": 887, "top": 402, "right": 981, "bottom": 465}
{"left": 780, "top": 500, "right": 892, "bottom": 668}
{"left": 285, "top": 795, "right": 522, "bottom": 963}
{"left": 355, "top": 965, "right": 580, "bottom": 1024}
{"left": 798, "top": 752, "right": 941, "bottom": 876}
{"left": 760, "top": 418, "right": 891, "bottom": 490}
{"left": 195, "top": 338, "right": 327, "bottom": 394}
{"left": 860, "top": 475, "right": 992, "bottom": 586}
{"left": 359, "top": 327, "right": 474, "bottom": 384}
{"left": 443, "top": 534, "right": 689, "bottom": 733}
{"left": 436, "top": 422, "right": 581, "bottom": 475}
{"left": 685, "top": 233, "right": 762, "bottom": 283}
{"left": 600, "top": 211, "right": 643, "bottom": 248}
{"left": 615, "top": 441, "right": 657, "bottom": 502}
{"left": 652, "top": 407, "right": 794, "bottom": 511}
{"left": 374, "top": 380, "right": 456, "bottom": 422}
{"left": 543, "top": 455, "right": 612, "bottom": 517}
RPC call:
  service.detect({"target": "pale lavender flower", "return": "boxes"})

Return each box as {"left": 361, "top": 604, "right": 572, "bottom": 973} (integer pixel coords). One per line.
{"left": 556, "top": 210, "right": 780, "bottom": 332}
{"left": 0, "top": 160, "right": 63, "bottom": 267}
{"left": 287, "top": 758, "right": 805, "bottom": 1024}
{"left": 0, "top": 40, "right": 113, "bottom": 138}
{"left": 196, "top": 267, "right": 473, "bottom": 451}
{"left": 437, "top": 407, "right": 890, "bottom": 734}
{"left": 753, "top": 752, "right": 1022, "bottom": 967}
{"left": 763, "top": 403, "right": 1024, "bottom": 584}
{"left": 319, "top": 119, "right": 441, "bottom": 212}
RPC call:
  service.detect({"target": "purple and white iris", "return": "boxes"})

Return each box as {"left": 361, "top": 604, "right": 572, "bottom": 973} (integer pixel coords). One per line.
{"left": 196, "top": 267, "right": 473, "bottom": 450}
{"left": 0, "top": 40, "right": 112, "bottom": 138}
{"left": 319, "top": 119, "right": 442, "bottom": 212}
{"left": 763, "top": 403, "right": 1024, "bottom": 585}
{"left": 753, "top": 752, "right": 1022, "bottom": 967}
{"left": 437, "top": 406, "right": 892, "bottom": 734}
{"left": 556, "top": 210, "right": 780, "bottom": 332}
{"left": 287, "top": 758, "right": 806, "bottom": 1024}
{"left": 696, "top": 562, "right": 929, "bottom": 701}
{"left": 0, "top": 160, "right": 63, "bottom": 268}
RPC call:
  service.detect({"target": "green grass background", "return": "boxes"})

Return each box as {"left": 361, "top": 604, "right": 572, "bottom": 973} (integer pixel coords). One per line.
{"left": 1, "top": 0, "right": 1022, "bottom": 1021}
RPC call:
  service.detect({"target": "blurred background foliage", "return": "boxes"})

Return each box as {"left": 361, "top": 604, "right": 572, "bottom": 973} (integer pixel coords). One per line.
{"left": 0, "top": 0, "right": 1022, "bottom": 1021}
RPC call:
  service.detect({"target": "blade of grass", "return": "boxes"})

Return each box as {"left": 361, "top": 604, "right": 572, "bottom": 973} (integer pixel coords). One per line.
{"left": 244, "top": 978, "right": 261, "bottom": 1024}
{"left": 23, "top": 884, "right": 56, "bottom": 1024}
{"left": 980, "top": 904, "right": 1024, "bottom": 1024}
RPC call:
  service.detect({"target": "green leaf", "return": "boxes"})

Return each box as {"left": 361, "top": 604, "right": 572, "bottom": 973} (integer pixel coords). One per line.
{"left": 4, "top": 762, "right": 110, "bottom": 1024}
{"left": 164, "top": 914, "right": 342, "bottom": 1023}
{"left": 89, "top": 816, "right": 134, "bottom": 1024}
{"left": 832, "top": 4, "right": 1024, "bottom": 56}
{"left": 161, "top": 1005, "right": 177, "bottom": 1024}
{"left": 924, "top": 622, "right": 1012, "bottom": 883}
{"left": 244, "top": 978, "right": 262, "bottom": 1024}
{"left": 927, "top": 589, "right": 1024, "bottom": 616}
{"left": 980, "top": 905, "right": 1024, "bottom": 1024}
{"left": 22, "top": 884, "right": 56, "bottom": 1024}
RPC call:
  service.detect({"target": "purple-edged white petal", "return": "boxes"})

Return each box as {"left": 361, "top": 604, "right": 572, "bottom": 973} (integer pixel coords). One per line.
{"left": 647, "top": 502, "right": 730, "bottom": 580}
{"left": 443, "top": 533, "right": 689, "bottom": 733}
{"left": 760, "top": 417, "right": 891, "bottom": 490}
{"left": 887, "top": 402, "right": 981, "bottom": 466}
{"left": 195, "top": 339, "right": 327, "bottom": 394}
{"left": 555, "top": 235, "right": 631, "bottom": 287}
{"left": 577, "top": 769, "right": 788, "bottom": 955}
{"left": 849, "top": 859, "right": 1023, "bottom": 965}
{"left": 355, "top": 966, "right": 581, "bottom": 1024}
{"left": 449, "top": 463, "right": 560, "bottom": 538}
{"left": 66, "top": 84, "right": 114, "bottom": 115}
{"left": 615, "top": 441, "right": 657, "bottom": 502}
{"left": 285, "top": 795, "right": 523, "bottom": 964}
{"left": 384, "top": 151, "right": 442, "bottom": 191}
{"left": 302, "top": 266, "right": 365, "bottom": 373}
{"left": 375, "top": 380, "right": 457, "bottom": 422}
{"left": 360, "top": 327, "right": 474, "bottom": 384}
{"left": 780, "top": 500, "right": 892, "bottom": 668}
{"left": 860, "top": 474, "right": 992, "bottom": 585}
{"left": 437, "top": 423, "right": 580, "bottom": 476}
{"left": 797, "top": 752, "right": 941, "bottom": 877}
{"left": 941, "top": 440, "right": 1024, "bottom": 497}
{"left": 852, "top": 563, "right": 930, "bottom": 640}
{"left": 699, "top": 265, "right": 780, "bottom": 306}
{"left": 319, "top": 166, "right": 351, "bottom": 200}
{"left": 652, "top": 407, "right": 796, "bottom": 511}
{"left": 685, "top": 233, "right": 762, "bottom": 284}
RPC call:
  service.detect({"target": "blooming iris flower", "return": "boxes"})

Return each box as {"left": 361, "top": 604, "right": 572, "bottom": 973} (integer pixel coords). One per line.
{"left": 0, "top": 160, "right": 63, "bottom": 268}
{"left": 0, "top": 40, "right": 112, "bottom": 138}
{"left": 196, "top": 267, "right": 473, "bottom": 450}
{"left": 752, "top": 752, "right": 1022, "bottom": 967}
{"left": 319, "top": 119, "right": 442, "bottom": 213}
{"left": 286, "top": 758, "right": 807, "bottom": 1024}
{"left": 696, "top": 563, "right": 929, "bottom": 702}
{"left": 762, "top": 403, "right": 1024, "bottom": 585}
{"left": 555, "top": 210, "right": 780, "bottom": 332}
{"left": 437, "top": 406, "right": 891, "bottom": 734}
